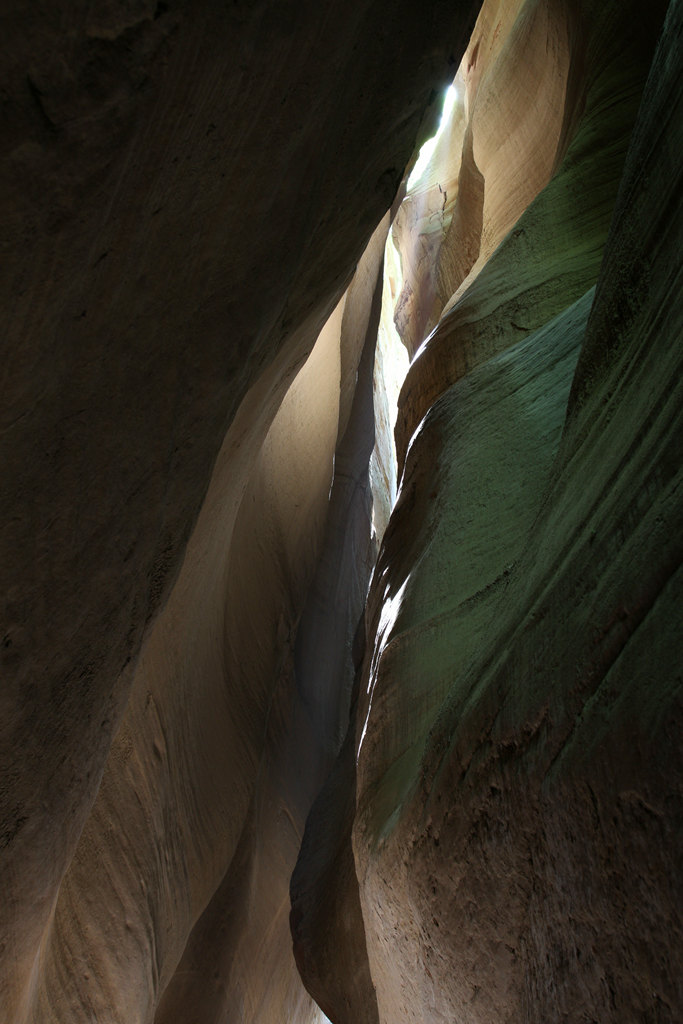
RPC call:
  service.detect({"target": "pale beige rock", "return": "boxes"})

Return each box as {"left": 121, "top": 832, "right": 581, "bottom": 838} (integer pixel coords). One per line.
{"left": 21, "top": 208, "right": 387, "bottom": 1024}
{"left": 391, "top": 77, "right": 469, "bottom": 358}
{"left": 152, "top": 217, "right": 390, "bottom": 1024}
{"left": 390, "top": 0, "right": 572, "bottom": 363}
{"left": 395, "top": 0, "right": 662, "bottom": 470}
{"left": 30, "top": 292, "right": 343, "bottom": 1024}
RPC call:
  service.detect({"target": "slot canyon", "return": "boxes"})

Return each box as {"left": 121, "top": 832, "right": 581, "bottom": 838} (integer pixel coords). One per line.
{"left": 1, "top": 0, "right": 681, "bottom": 1021}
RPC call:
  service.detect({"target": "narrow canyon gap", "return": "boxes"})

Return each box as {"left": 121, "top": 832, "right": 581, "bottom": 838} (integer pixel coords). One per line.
{"left": 1, "top": 1, "right": 681, "bottom": 1023}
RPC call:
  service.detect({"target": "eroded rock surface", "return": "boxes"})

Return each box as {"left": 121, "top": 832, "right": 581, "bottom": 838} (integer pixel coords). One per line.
{"left": 2, "top": 0, "right": 681, "bottom": 1021}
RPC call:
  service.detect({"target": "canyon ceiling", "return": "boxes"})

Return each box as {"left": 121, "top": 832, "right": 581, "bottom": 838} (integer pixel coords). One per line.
{"left": 1, "top": 0, "right": 681, "bottom": 1022}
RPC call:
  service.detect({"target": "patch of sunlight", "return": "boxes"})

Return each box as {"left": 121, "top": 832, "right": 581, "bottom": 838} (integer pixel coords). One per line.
{"left": 412, "top": 319, "right": 437, "bottom": 366}
{"left": 370, "top": 228, "right": 410, "bottom": 543}
{"left": 406, "top": 82, "right": 459, "bottom": 191}
{"left": 357, "top": 577, "right": 409, "bottom": 762}
{"left": 379, "top": 235, "right": 410, "bottom": 459}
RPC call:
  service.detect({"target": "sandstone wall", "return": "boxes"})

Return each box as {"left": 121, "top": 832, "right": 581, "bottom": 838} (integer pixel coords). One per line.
{"left": 294, "top": 1, "right": 680, "bottom": 1022}
{"left": 350, "top": 1, "right": 682, "bottom": 1021}
{"left": 0, "top": 2, "right": 481, "bottom": 1021}
{"left": 2, "top": 0, "right": 681, "bottom": 1021}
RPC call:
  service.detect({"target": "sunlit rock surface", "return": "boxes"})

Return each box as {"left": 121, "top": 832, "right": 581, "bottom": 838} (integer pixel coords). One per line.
{"left": 392, "top": 0, "right": 572, "bottom": 362}
{"left": 396, "top": 0, "right": 669, "bottom": 469}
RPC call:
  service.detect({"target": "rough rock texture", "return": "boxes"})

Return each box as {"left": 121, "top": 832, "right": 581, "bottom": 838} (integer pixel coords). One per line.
{"left": 0, "top": 2, "right": 481, "bottom": 1021}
